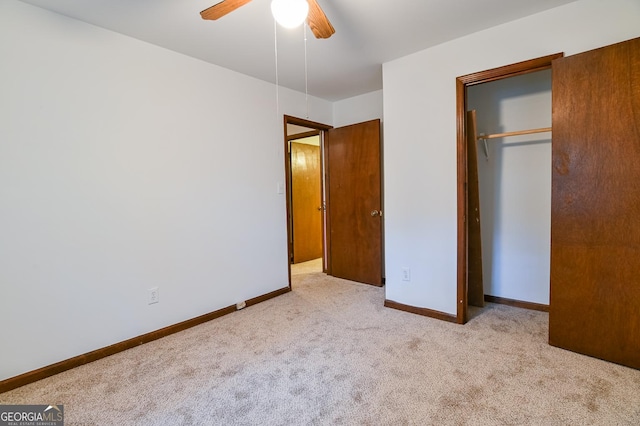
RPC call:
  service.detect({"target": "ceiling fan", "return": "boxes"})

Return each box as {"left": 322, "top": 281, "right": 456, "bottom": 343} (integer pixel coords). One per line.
{"left": 200, "top": 0, "right": 335, "bottom": 39}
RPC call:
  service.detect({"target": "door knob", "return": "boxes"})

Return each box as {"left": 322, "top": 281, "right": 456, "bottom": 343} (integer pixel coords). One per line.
{"left": 371, "top": 210, "right": 380, "bottom": 216}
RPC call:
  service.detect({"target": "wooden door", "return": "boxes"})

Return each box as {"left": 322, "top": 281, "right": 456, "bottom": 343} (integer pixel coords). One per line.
{"left": 291, "top": 141, "right": 323, "bottom": 263}
{"left": 550, "top": 37, "right": 640, "bottom": 369}
{"left": 466, "top": 110, "right": 484, "bottom": 307}
{"left": 327, "top": 119, "right": 383, "bottom": 286}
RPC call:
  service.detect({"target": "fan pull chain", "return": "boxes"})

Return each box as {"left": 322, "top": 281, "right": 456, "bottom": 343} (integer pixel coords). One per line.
{"left": 274, "top": 19, "right": 280, "bottom": 119}
{"left": 304, "top": 24, "right": 309, "bottom": 119}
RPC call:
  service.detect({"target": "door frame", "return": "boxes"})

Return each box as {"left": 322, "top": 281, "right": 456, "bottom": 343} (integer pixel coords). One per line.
{"left": 455, "top": 53, "right": 563, "bottom": 324}
{"left": 283, "top": 115, "right": 333, "bottom": 287}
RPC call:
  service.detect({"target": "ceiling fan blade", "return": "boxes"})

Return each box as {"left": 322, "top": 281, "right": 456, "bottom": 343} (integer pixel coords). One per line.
{"left": 306, "top": 0, "right": 335, "bottom": 39}
{"left": 200, "top": 0, "right": 253, "bottom": 20}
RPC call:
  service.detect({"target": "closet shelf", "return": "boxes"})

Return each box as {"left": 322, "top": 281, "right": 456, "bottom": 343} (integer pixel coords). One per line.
{"left": 477, "top": 127, "right": 552, "bottom": 140}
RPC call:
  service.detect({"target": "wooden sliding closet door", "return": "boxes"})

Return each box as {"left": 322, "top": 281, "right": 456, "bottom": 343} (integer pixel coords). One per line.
{"left": 466, "top": 110, "right": 484, "bottom": 308}
{"left": 549, "top": 37, "right": 640, "bottom": 369}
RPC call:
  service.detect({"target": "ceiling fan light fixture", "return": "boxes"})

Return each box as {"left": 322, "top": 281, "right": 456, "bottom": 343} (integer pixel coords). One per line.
{"left": 271, "top": 0, "right": 309, "bottom": 29}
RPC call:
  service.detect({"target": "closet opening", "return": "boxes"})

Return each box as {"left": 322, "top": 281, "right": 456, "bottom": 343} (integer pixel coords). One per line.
{"left": 455, "top": 53, "right": 563, "bottom": 324}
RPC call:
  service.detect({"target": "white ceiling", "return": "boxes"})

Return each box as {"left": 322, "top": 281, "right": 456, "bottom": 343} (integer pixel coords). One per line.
{"left": 18, "top": 0, "right": 577, "bottom": 101}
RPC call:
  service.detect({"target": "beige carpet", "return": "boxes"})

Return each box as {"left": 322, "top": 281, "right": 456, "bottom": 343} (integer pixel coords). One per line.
{"left": 291, "top": 258, "right": 323, "bottom": 276}
{"left": 2, "top": 272, "right": 639, "bottom": 425}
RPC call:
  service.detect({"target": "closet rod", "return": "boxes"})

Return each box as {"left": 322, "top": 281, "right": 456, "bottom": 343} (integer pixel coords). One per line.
{"left": 477, "top": 127, "right": 552, "bottom": 141}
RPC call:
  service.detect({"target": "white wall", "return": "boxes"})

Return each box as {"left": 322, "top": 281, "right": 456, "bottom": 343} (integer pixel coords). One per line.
{"left": 383, "top": 0, "right": 640, "bottom": 315}
{"left": 333, "top": 90, "right": 383, "bottom": 128}
{"left": 290, "top": 135, "right": 320, "bottom": 146}
{"left": 468, "top": 71, "right": 552, "bottom": 305}
{"left": 0, "top": 0, "right": 332, "bottom": 381}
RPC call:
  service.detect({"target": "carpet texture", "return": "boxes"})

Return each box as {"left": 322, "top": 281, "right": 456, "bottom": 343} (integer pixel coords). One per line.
{"left": 1, "top": 272, "right": 639, "bottom": 425}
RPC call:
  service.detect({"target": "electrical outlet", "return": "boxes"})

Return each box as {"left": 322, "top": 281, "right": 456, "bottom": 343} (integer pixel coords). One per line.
{"left": 148, "top": 287, "right": 159, "bottom": 305}
{"left": 402, "top": 268, "right": 411, "bottom": 282}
